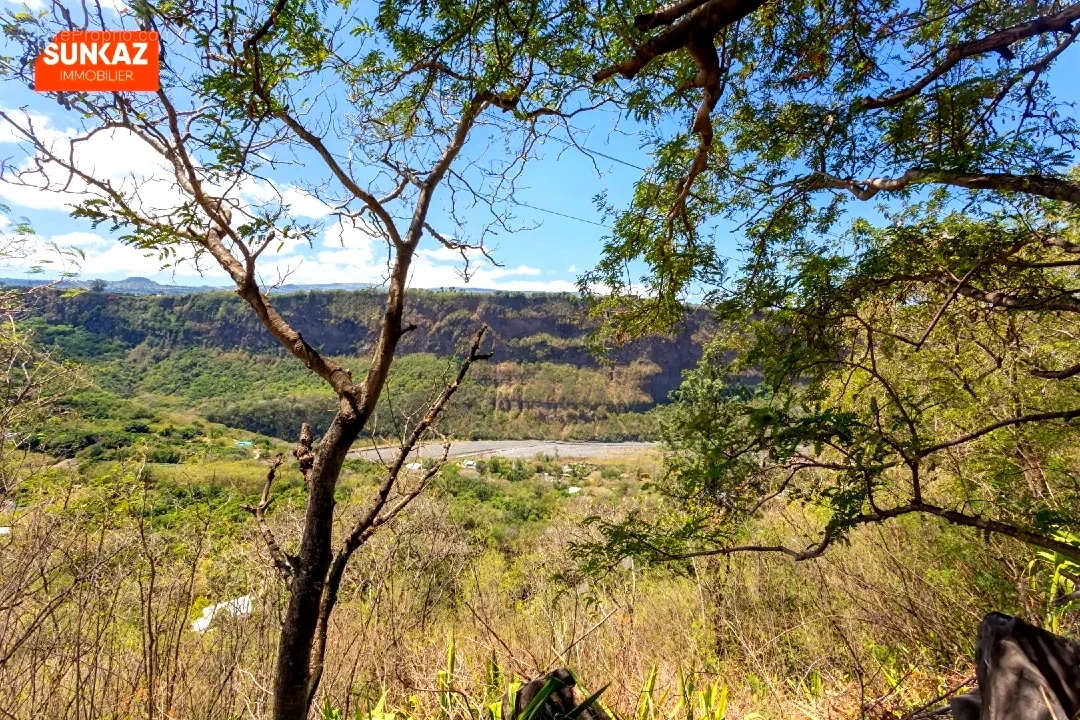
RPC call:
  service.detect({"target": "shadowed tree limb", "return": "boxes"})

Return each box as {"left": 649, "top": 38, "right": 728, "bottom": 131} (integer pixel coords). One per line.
{"left": 860, "top": 3, "right": 1080, "bottom": 110}
{"left": 304, "top": 325, "right": 492, "bottom": 708}
{"left": 1031, "top": 363, "right": 1080, "bottom": 380}
{"left": 244, "top": 455, "right": 295, "bottom": 583}
{"left": 669, "top": 31, "right": 722, "bottom": 219}
{"left": 952, "top": 283, "right": 1080, "bottom": 314}
{"left": 629, "top": 498, "right": 1080, "bottom": 565}
{"left": 592, "top": 0, "right": 764, "bottom": 83}
{"left": 916, "top": 408, "right": 1080, "bottom": 457}
{"left": 634, "top": 0, "right": 714, "bottom": 31}
{"left": 804, "top": 170, "right": 1080, "bottom": 205}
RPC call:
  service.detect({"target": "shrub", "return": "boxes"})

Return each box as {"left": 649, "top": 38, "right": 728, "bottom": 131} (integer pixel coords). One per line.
{"left": 146, "top": 446, "right": 182, "bottom": 463}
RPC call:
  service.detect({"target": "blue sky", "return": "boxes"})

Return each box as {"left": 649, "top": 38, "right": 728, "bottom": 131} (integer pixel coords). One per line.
{"left": 0, "top": 101, "right": 653, "bottom": 292}
{"left": 0, "top": 0, "right": 678, "bottom": 293}
{"left": 3, "top": 1, "right": 1077, "bottom": 295}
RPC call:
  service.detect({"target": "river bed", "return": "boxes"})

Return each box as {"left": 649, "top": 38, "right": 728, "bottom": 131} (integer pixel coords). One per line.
{"left": 348, "top": 439, "right": 658, "bottom": 461}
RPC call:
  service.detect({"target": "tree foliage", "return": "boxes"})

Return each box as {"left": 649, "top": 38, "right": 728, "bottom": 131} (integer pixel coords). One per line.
{"left": 1, "top": 0, "right": 607, "bottom": 716}
{"left": 580, "top": 0, "right": 1080, "bottom": 567}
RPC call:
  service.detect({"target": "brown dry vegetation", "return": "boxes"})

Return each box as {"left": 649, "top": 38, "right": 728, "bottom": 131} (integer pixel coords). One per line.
{"left": 0, "top": 450, "right": 1061, "bottom": 720}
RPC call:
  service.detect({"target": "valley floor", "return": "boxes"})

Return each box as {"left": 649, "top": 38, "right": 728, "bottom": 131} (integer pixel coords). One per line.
{"left": 350, "top": 439, "right": 659, "bottom": 461}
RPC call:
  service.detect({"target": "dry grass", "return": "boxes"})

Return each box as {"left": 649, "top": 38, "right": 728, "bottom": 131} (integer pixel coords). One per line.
{"left": 0, "top": 462, "right": 1065, "bottom": 720}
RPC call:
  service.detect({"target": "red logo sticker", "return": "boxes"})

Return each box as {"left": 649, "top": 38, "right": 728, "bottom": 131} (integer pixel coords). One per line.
{"left": 35, "top": 30, "right": 160, "bottom": 92}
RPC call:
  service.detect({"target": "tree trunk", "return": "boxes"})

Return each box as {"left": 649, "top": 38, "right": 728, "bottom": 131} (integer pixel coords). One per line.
{"left": 272, "top": 411, "right": 361, "bottom": 719}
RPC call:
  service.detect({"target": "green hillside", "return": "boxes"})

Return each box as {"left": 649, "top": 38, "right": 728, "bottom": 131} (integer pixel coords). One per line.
{"left": 23, "top": 287, "right": 710, "bottom": 445}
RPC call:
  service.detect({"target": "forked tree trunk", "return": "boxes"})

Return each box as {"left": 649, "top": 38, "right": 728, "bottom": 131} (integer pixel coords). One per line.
{"left": 269, "top": 323, "right": 489, "bottom": 719}
{"left": 271, "top": 412, "right": 360, "bottom": 718}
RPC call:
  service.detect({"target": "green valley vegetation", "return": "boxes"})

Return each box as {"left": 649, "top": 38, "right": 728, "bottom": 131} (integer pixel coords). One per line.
{"left": 21, "top": 287, "right": 701, "bottom": 444}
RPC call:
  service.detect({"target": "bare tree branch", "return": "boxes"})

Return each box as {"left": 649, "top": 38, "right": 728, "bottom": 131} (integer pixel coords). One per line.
{"left": 244, "top": 455, "right": 295, "bottom": 582}
{"left": 304, "top": 325, "right": 492, "bottom": 708}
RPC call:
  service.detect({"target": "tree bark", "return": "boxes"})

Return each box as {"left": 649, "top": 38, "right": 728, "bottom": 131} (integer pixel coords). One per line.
{"left": 272, "top": 411, "right": 364, "bottom": 719}
{"left": 267, "top": 90, "right": 488, "bottom": 720}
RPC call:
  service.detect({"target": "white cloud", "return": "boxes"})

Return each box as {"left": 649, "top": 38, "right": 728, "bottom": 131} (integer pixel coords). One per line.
{"left": 0, "top": 109, "right": 334, "bottom": 226}
{"left": 0, "top": 227, "right": 224, "bottom": 282}
{"left": 0, "top": 110, "right": 576, "bottom": 293}
{"left": 0, "top": 111, "right": 179, "bottom": 214}
{"left": 3, "top": 0, "right": 47, "bottom": 10}
{"left": 74, "top": 242, "right": 204, "bottom": 280}
{"left": 237, "top": 178, "right": 334, "bottom": 220}
{"left": 254, "top": 220, "right": 572, "bottom": 291}
{"left": 48, "top": 230, "right": 112, "bottom": 249}
{"left": 267, "top": 241, "right": 570, "bottom": 292}
{"left": 496, "top": 265, "right": 542, "bottom": 278}
{"left": 417, "top": 244, "right": 474, "bottom": 263}
{"left": 3, "top": 0, "right": 129, "bottom": 15}
{"left": 1, "top": 223, "right": 577, "bottom": 293}
{"left": 281, "top": 187, "right": 334, "bottom": 220}
{"left": 457, "top": 277, "right": 577, "bottom": 293}
{"left": 0, "top": 109, "right": 54, "bottom": 145}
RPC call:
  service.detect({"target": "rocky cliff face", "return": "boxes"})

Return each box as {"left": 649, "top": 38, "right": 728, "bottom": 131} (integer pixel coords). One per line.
{"left": 28, "top": 288, "right": 711, "bottom": 404}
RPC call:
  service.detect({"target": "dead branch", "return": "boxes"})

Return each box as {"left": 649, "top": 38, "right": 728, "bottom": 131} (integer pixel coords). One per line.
{"left": 302, "top": 325, "right": 492, "bottom": 706}
{"left": 244, "top": 455, "right": 295, "bottom": 582}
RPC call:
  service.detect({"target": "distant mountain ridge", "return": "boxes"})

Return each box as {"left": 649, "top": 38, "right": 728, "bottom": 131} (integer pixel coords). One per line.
{"left": 3, "top": 276, "right": 512, "bottom": 296}
{"left": 26, "top": 286, "right": 711, "bottom": 405}
{"left": 2, "top": 275, "right": 218, "bottom": 295}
